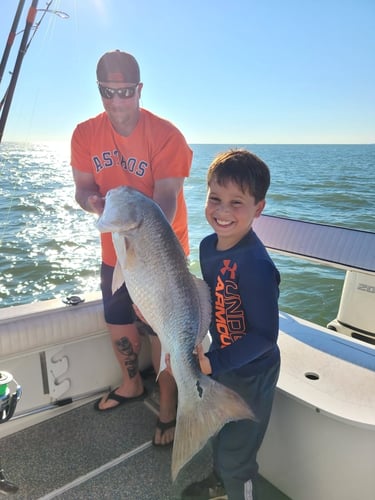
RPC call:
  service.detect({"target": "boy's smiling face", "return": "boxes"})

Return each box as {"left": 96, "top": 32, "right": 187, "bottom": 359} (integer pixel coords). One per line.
{"left": 205, "top": 179, "right": 265, "bottom": 251}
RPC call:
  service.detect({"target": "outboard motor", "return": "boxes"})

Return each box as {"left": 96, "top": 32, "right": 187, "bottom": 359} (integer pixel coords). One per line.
{"left": 0, "top": 371, "right": 22, "bottom": 495}
{"left": 327, "top": 270, "right": 375, "bottom": 345}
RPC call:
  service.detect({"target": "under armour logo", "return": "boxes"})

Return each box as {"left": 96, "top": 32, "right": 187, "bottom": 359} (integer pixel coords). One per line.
{"left": 220, "top": 259, "right": 237, "bottom": 279}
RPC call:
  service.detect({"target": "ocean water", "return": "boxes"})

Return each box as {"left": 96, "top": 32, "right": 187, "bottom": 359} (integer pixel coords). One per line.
{"left": 0, "top": 142, "right": 374, "bottom": 329}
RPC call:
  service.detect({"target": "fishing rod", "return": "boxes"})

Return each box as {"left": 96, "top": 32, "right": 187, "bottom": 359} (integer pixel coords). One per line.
{"left": 0, "top": 0, "right": 39, "bottom": 143}
{"left": 0, "top": 1, "right": 69, "bottom": 144}
{"left": 0, "top": 0, "right": 26, "bottom": 86}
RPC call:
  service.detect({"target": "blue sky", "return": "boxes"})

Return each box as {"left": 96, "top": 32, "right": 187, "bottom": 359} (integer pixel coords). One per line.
{"left": 0, "top": 0, "right": 374, "bottom": 144}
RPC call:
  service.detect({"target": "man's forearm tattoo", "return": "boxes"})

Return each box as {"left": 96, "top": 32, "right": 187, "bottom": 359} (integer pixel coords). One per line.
{"left": 115, "top": 337, "right": 139, "bottom": 378}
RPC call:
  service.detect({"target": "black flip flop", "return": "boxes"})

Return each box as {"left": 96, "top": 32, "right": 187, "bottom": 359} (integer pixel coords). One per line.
{"left": 94, "top": 387, "right": 148, "bottom": 412}
{"left": 152, "top": 417, "right": 176, "bottom": 447}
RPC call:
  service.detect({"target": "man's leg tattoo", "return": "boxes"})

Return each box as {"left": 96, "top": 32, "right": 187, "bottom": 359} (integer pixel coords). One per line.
{"left": 115, "top": 337, "right": 139, "bottom": 378}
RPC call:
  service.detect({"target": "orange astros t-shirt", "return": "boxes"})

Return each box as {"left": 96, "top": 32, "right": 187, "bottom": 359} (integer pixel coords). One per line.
{"left": 71, "top": 109, "right": 192, "bottom": 266}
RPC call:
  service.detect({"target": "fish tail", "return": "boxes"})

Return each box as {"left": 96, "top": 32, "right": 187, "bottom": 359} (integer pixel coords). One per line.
{"left": 171, "top": 374, "right": 255, "bottom": 481}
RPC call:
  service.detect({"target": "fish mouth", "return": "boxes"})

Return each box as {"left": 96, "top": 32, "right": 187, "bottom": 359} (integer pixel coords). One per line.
{"left": 96, "top": 217, "right": 113, "bottom": 233}
{"left": 96, "top": 217, "right": 142, "bottom": 233}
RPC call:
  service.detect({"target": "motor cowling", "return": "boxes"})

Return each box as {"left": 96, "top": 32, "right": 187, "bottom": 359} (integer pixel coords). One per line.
{"left": 327, "top": 270, "right": 375, "bottom": 345}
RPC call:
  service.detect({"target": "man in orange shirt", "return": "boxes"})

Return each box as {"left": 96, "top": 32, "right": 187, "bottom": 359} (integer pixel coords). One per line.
{"left": 71, "top": 50, "right": 192, "bottom": 446}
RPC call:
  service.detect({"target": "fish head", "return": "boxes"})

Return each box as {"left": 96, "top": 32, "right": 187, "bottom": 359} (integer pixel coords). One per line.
{"left": 96, "top": 186, "right": 144, "bottom": 234}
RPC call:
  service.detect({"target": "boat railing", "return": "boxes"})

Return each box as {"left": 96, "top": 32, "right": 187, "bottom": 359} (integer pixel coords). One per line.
{"left": 253, "top": 214, "right": 375, "bottom": 344}
{"left": 253, "top": 214, "right": 375, "bottom": 273}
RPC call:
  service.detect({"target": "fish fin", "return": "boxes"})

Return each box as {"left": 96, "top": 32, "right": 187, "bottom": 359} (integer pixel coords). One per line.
{"left": 156, "top": 345, "right": 168, "bottom": 381}
{"left": 111, "top": 261, "right": 124, "bottom": 294}
{"left": 111, "top": 232, "right": 127, "bottom": 293}
{"left": 171, "top": 375, "right": 255, "bottom": 481}
{"left": 191, "top": 274, "right": 212, "bottom": 346}
{"left": 112, "top": 232, "right": 127, "bottom": 268}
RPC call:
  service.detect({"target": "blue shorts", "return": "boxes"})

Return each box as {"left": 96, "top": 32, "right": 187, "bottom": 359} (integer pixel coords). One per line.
{"left": 100, "top": 262, "right": 135, "bottom": 325}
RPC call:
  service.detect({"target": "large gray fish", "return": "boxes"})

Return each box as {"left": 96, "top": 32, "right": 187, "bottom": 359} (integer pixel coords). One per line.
{"left": 97, "top": 186, "right": 254, "bottom": 480}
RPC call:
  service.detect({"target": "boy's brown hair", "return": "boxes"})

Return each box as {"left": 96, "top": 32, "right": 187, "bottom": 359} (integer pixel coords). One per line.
{"left": 207, "top": 149, "right": 270, "bottom": 203}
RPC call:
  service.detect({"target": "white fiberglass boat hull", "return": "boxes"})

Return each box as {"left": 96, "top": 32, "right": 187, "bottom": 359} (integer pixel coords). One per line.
{"left": 259, "top": 312, "right": 375, "bottom": 500}
{"left": 0, "top": 292, "right": 151, "bottom": 426}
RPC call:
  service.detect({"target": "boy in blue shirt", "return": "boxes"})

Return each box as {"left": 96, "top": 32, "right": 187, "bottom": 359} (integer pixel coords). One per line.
{"left": 183, "top": 149, "right": 280, "bottom": 500}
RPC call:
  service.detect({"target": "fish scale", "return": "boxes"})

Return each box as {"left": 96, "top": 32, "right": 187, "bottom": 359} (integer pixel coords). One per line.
{"left": 97, "top": 186, "right": 255, "bottom": 480}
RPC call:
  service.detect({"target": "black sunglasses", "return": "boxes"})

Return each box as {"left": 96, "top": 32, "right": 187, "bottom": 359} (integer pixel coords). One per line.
{"left": 98, "top": 83, "right": 139, "bottom": 99}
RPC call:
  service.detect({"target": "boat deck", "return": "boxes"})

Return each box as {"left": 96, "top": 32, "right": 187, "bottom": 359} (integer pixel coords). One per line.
{"left": 0, "top": 371, "right": 290, "bottom": 499}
